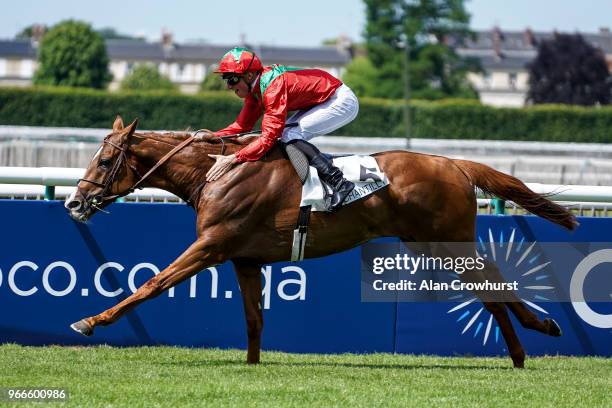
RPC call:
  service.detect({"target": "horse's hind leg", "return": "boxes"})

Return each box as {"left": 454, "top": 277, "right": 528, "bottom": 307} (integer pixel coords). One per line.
{"left": 482, "top": 301, "right": 526, "bottom": 368}
{"left": 482, "top": 263, "right": 562, "bottom": 337}
{"left": 427, "top": 240, "right": 527, "bottom": 368}
{"left": 506, "top": 302, "right": 562, "bottom": 337}
{"left": 233, "top": 259, "right": 264, "bottom": 364}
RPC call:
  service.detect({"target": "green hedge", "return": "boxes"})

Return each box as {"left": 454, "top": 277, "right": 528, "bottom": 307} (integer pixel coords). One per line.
{"left": 408, "top": 100, "right": 612, "bottom": 143}
{"left": 0, "top": 87, "right": 241, "bottom": 131}
{"left": 1, "top": 87, "right": 612, "bottom": 142}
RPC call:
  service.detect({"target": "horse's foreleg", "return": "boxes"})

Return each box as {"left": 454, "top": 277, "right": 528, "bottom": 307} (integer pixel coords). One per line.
{"left": 71, "top": 239, "right": 224, "bottom": 336}
{"left": 233, "top": 260, "right": 264, "bottom": 364}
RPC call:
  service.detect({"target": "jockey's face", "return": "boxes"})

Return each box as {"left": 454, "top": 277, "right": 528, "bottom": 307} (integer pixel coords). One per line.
{"left": 226, "top": 72, "right": 255, "bottom": 98}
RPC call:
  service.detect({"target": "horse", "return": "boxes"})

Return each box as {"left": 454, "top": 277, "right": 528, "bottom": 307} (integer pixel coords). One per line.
{"left": 66, "top": 116, "right": 577, "bottom": 368}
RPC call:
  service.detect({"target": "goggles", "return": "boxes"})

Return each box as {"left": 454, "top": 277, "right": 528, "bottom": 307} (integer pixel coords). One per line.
{"left": 223, "top": 74, "right": 242, "bottom": 86}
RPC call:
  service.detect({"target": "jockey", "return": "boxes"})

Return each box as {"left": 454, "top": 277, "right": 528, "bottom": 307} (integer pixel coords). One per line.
{"left": 205, "top": 47, "right": 359, "bottom": 211}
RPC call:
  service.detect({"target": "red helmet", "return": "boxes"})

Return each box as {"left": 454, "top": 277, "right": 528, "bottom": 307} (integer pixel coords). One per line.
{"left": 214, "top": 47, "right": 263, "bottom": 74}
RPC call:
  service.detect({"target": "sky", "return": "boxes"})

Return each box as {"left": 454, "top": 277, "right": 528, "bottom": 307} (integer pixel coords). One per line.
{"left": 2, "top": 0, "right": 612, "bottom": 46}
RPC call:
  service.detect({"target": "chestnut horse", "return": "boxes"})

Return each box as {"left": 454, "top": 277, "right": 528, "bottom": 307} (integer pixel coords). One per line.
{"left": 67, "top": 116, "right": 576, "bottom": 368}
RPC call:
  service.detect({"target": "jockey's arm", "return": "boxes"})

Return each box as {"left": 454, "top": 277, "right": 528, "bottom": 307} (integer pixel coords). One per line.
{"left": 234, "top": 79, "right": 288, "bottom": 163}
{"left": 215, "top": 95, "right": 261, "bottom": 137}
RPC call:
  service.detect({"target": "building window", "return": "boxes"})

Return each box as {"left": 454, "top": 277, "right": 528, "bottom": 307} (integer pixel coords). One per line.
{"left": 6, "top": 59, "right": 20, "bottom": 77}
{"left": 509, "top": 72, "right": 517, "bottom": 89}
{"left": 20, "top": 59, "right": 34, "bottom": 78}
{"left": 483, "top": 72, "right": 492, "bottom": 89}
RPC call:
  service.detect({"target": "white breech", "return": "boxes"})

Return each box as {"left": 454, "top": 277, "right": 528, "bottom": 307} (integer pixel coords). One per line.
{"left": 280, "top": 84, "right": 359, "bottom": 142}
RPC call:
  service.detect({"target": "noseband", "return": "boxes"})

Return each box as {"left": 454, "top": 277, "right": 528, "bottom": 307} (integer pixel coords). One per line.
{"left": 78, "top": 136, "right": 136, "bottom": 209}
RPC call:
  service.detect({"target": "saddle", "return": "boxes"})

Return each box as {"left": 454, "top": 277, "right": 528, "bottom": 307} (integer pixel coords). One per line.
{"left": 284, "top": 143, "right": 351, "bottom": 185}
{"left": 282, "top": 143, "right": 388, "bottom": 262}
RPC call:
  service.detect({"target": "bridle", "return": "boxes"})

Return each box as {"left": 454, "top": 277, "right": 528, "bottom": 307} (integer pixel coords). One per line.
{"left": 78, "top": 129, "right": 199, "bottom": 211}
{"left": 78, "top": 128, "right": 260, "bottom": 211}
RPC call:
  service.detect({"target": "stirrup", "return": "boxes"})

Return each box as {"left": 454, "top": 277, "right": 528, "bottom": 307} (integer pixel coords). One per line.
{"left": 329, "top": 180, "right": 355, "bottom": 211}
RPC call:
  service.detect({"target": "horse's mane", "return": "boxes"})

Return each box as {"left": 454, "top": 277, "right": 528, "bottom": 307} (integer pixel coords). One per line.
{"left": 195, "top": 132, "right": 258, "bottom": 145}
{"left": 134, "top": 131, "right": 258, "bottom": 146}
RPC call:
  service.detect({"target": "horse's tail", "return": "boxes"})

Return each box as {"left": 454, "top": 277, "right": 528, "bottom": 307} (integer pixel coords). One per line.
{"left": 453, "top": 159, "right": 578, "bottom": 230}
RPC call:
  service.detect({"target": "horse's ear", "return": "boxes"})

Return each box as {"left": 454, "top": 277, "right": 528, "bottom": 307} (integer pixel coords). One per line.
{"left": 113, "top": 115, "right": 124, "bottom": 132}
{"left": 124, "top": 118, "right": 139, "bottom": 137}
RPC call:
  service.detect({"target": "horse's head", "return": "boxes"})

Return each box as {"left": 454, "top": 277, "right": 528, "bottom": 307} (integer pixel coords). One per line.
{"left": 65, "top": 116, "right": 140, "bottom": 222}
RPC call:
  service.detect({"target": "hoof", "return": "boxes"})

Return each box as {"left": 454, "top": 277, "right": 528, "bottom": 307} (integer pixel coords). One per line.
{"left": 70, "top": 319, "right": 93, "bottom": 337}
{"left": 545, "top": 318, "right": 562, "bottom": 337}
{"left": 512, "top": 350, "right": 526, "bottom": 369}
{"left": 512, "top": 358, "right": 525, "bottom": 369}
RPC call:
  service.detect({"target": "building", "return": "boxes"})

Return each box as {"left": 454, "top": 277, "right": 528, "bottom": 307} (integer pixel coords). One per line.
{"left": 454, "top": 28, "right": 612, "bottom": 107}
{"left": 0, "top": 30, "right": 352, "bottom": 93}
{"left": 5, "top": 26, "right": 612, "bottom": 107}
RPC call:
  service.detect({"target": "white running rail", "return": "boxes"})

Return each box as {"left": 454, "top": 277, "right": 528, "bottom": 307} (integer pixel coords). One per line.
{"left": 0, "top": 167, "right": 181, "bottom": 202}
{"left": 1, "top": 166, "right": 612, "bottom": 208}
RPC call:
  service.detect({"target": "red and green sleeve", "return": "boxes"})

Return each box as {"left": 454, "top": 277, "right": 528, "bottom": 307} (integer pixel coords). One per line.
{"left": 214, "top": 95, "right": 261, "bottom": 137}
{"left": 234, "top": 77, "right": 288, "bottom": 162}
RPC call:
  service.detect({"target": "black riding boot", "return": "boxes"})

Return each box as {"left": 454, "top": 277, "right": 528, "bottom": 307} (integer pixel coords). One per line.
{"left": 287, "top": 140, "right": 355, "bottom": 211}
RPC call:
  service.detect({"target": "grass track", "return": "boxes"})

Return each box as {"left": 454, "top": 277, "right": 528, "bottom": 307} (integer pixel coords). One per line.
{"left": 0, "top": 344, "right": 610, "bottom": 407}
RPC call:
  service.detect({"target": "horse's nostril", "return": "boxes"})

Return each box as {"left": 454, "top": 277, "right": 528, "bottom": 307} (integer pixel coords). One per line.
{"left": 67, "top": 200, "right": 82, "bottom": 210}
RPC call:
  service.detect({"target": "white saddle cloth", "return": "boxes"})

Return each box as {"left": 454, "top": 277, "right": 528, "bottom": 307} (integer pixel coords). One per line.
{"left": 300, "top": 155, "right": 389, "bottom": 212}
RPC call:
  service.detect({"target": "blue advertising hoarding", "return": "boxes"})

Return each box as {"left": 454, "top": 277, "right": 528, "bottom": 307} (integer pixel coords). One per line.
{"left": 0, "top": 200, "right": 609, "bottom": 356}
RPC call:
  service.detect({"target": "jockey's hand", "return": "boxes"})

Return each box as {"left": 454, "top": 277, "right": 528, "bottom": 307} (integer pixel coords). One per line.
{"left": 206, "top": 154, "right": 238, "bottom": 181}
{"left": 194, "top": 129, "right": 214, "bottom": 141}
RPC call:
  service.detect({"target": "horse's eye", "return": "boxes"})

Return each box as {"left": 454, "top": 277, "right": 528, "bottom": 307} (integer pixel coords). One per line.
{"left": 99, "top": 158, "right": 111, "bottom": 169}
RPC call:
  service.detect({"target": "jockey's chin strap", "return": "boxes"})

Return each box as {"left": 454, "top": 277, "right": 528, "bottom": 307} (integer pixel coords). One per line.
{"left": 246, "top": 72, "right": 260, "bottom": 94}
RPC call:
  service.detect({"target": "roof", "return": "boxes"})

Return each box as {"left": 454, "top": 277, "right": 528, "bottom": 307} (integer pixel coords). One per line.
{"left": 0, "top": 38, "right": 351, "bottom": 65}
{"left": 452, "top": 29, "right": 612, "bottom": 53}
{"left": 452, "top": 28, "right": 612, "bottom": 71}
{"left": 0, "top": 39, "right": 37, "bottom": 58}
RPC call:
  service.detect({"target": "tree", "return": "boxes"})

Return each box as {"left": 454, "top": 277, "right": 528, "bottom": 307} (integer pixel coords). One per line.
{"left": 33, "top": 20, "right": 111, "bottom": 89}
{"left": 96, "top": 27, "right": 144, "bottom": 41}
{"left": 342, "top": 56, "right": 380, "bottom": 97}
{"left": 120, "top": 65, "right": 176, "bottom": 91}
{"left": 359, "top": 0, "right": 478, "bottom": 99}
{"left": 15, "top": 24, "right": 47, "bottom": 39}
{"left": 200, "top": 71, "right": 226, "bottom": 92}
{"left": 527, "top": 34, "right": 611, "bottom": 105}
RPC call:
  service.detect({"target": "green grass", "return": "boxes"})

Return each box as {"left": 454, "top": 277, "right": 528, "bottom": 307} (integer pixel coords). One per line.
{"left": 0, "top": 345, "right": 610, "bottom": 407}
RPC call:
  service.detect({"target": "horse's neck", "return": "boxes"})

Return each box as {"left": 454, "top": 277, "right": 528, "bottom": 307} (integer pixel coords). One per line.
{"left": 131, "top": 134, "right": 222, "bottom": 201}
